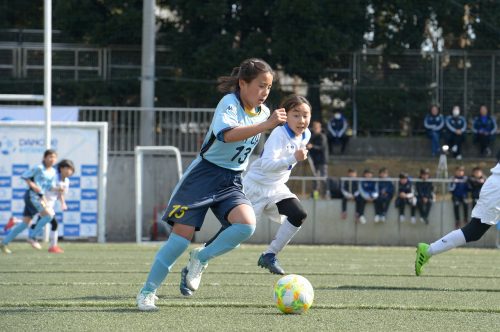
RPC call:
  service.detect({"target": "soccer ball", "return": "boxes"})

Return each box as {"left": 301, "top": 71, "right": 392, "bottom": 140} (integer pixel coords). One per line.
{"left": 274, "top": 274, "right": 314, "bottom": 314}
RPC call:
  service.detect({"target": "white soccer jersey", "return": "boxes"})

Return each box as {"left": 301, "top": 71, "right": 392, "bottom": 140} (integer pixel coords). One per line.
{"left": 471, "top": 163, "right": 500, "bottom": 225}
{"left": 245, "top": 124, "right": 311, "bottom": 186}
{"left": 45, "top": 175, "right": 70, "bottom": 208}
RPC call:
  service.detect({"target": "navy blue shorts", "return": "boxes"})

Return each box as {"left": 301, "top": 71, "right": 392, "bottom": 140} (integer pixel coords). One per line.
{"left": 23, "top": 190, "right": 44, "bottom": 218}
{"left": 162, "top": 158, "right": 251, "bottom": 231}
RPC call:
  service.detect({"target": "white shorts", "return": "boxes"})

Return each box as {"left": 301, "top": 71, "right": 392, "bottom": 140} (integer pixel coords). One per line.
{"left": 243, "top": 177, "right": 297, "bottom": 224}
{"left": 471, "top": 174, "right": 500, "bottom": 225}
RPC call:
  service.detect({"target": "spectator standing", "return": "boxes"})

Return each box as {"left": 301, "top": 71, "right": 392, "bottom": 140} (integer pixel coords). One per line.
{"left": 374, "top": 167, "right": 394, "bottom": 223}
{"left": 395, "top": 173, "right": 417, "bottom": 223}
{"left": 424, "top": 105, "right": 445, "bottom": 157}
{"left": 449, "top": 166, "right": 469, "bottom": 229}
{"left": 327, "top": 111, "right": 349, "bottom": 155}
{"left": 354, "top": 169, "right": 378, "bottom": 224}
{"left": 340, "top": 169, "right": 358, "bottom": 220}
{"left": 445, "top": 106, "right": 467, "bottom": 160}
{"left": 307, "top": 121, "right": 329, "bottom": 199}
{"left": 415, "top": 168, "right": 435, "bottom": 224}
{"left": 472, "top": 105, "right": 497, "bottom": 157}
{"left": 468, "top": 166, "right": 486, "bottom": 209}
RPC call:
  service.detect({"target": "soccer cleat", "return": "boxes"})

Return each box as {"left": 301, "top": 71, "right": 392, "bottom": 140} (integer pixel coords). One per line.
{"left": 4, "top": 217, "right": 17, "bottom": 231}
{"left": 179, "top": 267, "right": 193, "bottom": 296}
{"left": 358, "top": 215, "right": 367, "bottom": 224}
{"left": 0, "top": 243, "right": 12, "bottom": 254}
{"left": 185, "top": 247, "right": 208, "bottom": 291}
{"left": 258, "top": 253, "right": 285, "bottom": 275}
{"left": 415, "top": 243, "right": 431, "bottom": 276}
{"left": 48, "top": 245, "right": 64, "bottom": 254}
{"left": 399, "top": 215, "right": 406, "bottom": 223}
{"left": 136, "top": 290, "right": 158, "bottom": 311}
{"left": 27, "top": 238, "right": 42, "bottom": 250}
{"left": 374, "top": 215, "right": 380, "bottom": 223}
{"left": 410, "top": 217, "right": 416, "bottom": 224}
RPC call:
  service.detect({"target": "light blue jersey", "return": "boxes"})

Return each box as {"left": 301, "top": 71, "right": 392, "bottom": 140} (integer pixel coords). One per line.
{"left": 21, "top": 164, "right": 57, "bottom": 195}
{"left": 200, "top": 93, "right": 271, "bottom": 171}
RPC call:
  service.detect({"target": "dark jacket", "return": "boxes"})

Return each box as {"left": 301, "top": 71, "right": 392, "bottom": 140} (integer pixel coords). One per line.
{"left": 449, "top": 176, "right": 469, "bottom": 199}
{"left": 424, "top": 114, "right": 444, "bottom": 132}
{"left": 472, "top": 116, "right": 497, "bottom": 136}
{"left": 308, "top": 131, "right": 328, "bottom": 167}
{"left": 445, "top": 115, "right": 467, "bottom": 133}
{"left": 377, "top": 180, "right": 394, "bottom": 200}
{"left": 467, "top": 176, "right": 486, "bottom": 199}
{"left": 415, "top": 181, "right": 434, "bottom": 199}
{"left": 327, "top": 116, "right": 348, "bottom": 138}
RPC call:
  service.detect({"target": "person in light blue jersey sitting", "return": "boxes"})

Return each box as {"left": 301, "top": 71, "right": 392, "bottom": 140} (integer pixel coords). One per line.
{"left": 136, "top": 58, "right": 287, "bottom": 311}
{"left": 0, "top": 149, "right": 58, "bottom": 254}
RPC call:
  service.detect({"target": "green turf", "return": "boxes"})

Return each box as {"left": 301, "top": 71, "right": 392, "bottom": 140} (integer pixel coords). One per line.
{"left": 1, "top": 243, "right": 499, "bottom": 331}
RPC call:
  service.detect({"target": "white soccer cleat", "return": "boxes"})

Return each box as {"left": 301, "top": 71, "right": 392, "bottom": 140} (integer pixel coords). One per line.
{"left": 358, "top": 215, "right": 367, "bottom": 224}
{"left": 374, "top": 215, "right": 380, "bottom": 223}
{"left": 27, "top": 238, "right": 42, "bottom": 250}
{"left": 136, "top": 290, "right": 158, "bottom": 311}
{"left": 186, "top": 247, "right": 208, "bottom": 291}
{"left": 411, "top": 217, "right": 416, "bottom": 224}
{"left": 399, "top": 215, "right": 406, "bottom": 223}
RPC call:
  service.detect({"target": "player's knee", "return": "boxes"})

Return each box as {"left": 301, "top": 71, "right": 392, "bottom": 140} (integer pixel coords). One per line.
{"left": 461, "top": 217, "right": 491, "bottom": 242}
{"left": 51, "top": 218, "right": 58, "bottom": 231}
{"left": 288, "top": 208, "right": 307, "bottom": 227}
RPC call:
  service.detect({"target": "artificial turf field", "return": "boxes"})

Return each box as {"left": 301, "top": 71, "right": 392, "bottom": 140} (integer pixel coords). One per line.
{"left": 1, "top": 242, "right": 499, "bottom": 331}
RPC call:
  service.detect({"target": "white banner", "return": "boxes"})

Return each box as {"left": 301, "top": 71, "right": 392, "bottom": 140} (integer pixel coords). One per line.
{"left": 0, "top": 126, "right": 98, "bottom": 238}
{"left": 0, "top": 106, "right": 79, "bottom": 122}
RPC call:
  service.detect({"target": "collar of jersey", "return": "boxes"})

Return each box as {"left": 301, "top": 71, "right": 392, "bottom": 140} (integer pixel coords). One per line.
{"left": 234, "top": 92, "right": 261, "bottom": 117}
{"left": 284, "top": 123, "right": 306, "bottom": 139}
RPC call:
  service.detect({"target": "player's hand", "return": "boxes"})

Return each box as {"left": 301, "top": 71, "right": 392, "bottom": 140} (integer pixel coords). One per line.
{"left": 61, "top": 203, "right": 68, "bottom": 211}
{"left": 306, "top": 143, "right": 313, "bottom": 149}
{"left": 294, "top": 148, "right": 308, "bottom": 161}
{"left": 266, "top": 108, "right": 287, "bottom": 129}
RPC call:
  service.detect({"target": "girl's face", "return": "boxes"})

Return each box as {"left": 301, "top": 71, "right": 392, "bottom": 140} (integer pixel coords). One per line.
{"left": 287, "top": 103, "right": 311, "bottom": 136}
{"left": 239, "top": 72, "right": 273, "bottom": 109}
{"left": 400, "top": 178, "right": 408, "bottom": 184}
{"left": 44, "top": 153, "right": 57, "bottom": 168}
{"left": 60, "top": 166, "right": 74, "bottom": 179}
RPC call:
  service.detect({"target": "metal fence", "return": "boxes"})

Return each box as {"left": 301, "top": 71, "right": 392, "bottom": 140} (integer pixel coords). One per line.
{"left": 79, "top": 107, "right": 214, "bottom": 155}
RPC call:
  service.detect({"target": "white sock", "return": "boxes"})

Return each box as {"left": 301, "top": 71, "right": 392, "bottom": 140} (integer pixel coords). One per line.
{"left": 428, "top": 229, "right": 466, "bottom": 256}
{"left": 264, "top": 219, "right": 300, "bottom": 255}
{"left": 50, "top": 230, "right": 58, "bottom": 247}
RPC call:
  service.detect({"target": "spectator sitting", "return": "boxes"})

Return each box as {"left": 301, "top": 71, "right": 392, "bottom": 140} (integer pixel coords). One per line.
{"left": 415, "top": 168, "right": 435, "bottom": 224}
{"left": 445, "top": 105, "right": 467, "bottom": 160}
{"left": 307, "top": 121, "right": 329, "bottom": 199}
{"left": 449, "top": 166, "right": 469, "bottom": 229}
{"left": 424, "top": 105, "right": 445, "bottom": 157}
{"left": 374, "top": 167, "right": 394, "bottom": 223}
{"left": 472, "top": 105, "right": 497, "bottom": 157}
{"left": 327, "top": 111, "right": 349, "bottom": 155}
{"left": 340, "top": 168, "right": 358, "bottom": 220}
{"left": 354, "top": 169, "right": 378, "bottom": 224}
{"left": 467, "top": 166, "right": 486, "bottom": 209}
{"left": 395, "top": 172, "right": 417, "bottom": 223}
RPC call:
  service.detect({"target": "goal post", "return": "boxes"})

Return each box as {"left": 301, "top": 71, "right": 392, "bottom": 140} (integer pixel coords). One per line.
{"left": 135, "top": 146, "right": 183, "bottom": 244}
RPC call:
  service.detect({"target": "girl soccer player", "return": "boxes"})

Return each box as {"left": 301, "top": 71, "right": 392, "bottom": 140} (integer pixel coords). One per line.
{"left": 415, "top": 154, "right": 500, "bottom": 276}
{"left": 29, "top": 159, "right": 75, "bottom": 253}
{"left": 136, "top": 58, "right": 287, "bottom": 311}
{"left": 245, "top": 94, "right": 311, "bottom": 275}
{"left": 0, "top": 149, "right": 58, "bottom": 254}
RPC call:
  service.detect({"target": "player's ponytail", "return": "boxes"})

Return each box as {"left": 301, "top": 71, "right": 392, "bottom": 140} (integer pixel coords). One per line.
{"left": 217, "top": 58, "right": 274, "bottom": 93}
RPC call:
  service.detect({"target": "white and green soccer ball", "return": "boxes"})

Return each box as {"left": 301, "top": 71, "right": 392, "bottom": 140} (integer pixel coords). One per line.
{"left": 274, "top": 274, "right": 314, "bottom": 314}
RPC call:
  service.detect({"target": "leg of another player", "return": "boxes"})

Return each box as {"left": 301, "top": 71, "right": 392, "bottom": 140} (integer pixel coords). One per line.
{"left": 258, "top": 198, "right": 307, "bottom": 275}
{"left": 415, "top": 218, "right": 491, "bottom": 276}
{"left": 185, "top": 204, "right": 256, "bottom": 292}
{"left": 137, "top": 223, "right": 193, "bottom": 311}
{"left": 48, "top": 217, "right": 64, "bottom": 253}
{"left": 0, "top": 217, "right": 32, "bottom": 254}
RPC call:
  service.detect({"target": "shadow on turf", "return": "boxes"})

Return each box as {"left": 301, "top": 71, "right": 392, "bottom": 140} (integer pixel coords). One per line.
{"left": 326, "top": 285, "right": 500, "bottom": 293}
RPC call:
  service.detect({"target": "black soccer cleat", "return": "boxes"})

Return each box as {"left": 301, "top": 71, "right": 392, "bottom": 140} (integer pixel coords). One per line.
{"left": 258, "top": 253, "right": 285, "bottom": 275}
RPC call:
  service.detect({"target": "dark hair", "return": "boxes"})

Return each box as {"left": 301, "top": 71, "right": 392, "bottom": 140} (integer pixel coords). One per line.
{"left": 347, "top": 168, "right": 356, "bottom": 173}
{"left": 378, "top": 167, "right": 387, "bottom": 174}
{"left": 42, "top": 149, "right": 57, "bottom": 166}
{"left": 280, "top": 94, "right": 311, "bottom": 113}
{"left": 363, "top": 169, "right": 372, "bottom": 175}
{"left": 57, "top": 159, "right": 75, "bottom": 173}
{"left": 471, "top": 166, "right": 482, "bottom": 173}
{"left": 217, "top": 58, "right": 274, "bottom": 93}
{"left": 399, "top": 172, "right": 408, "bottom": 179}
{"left": 420, "top": 168, "right": 430, "bottom": 175}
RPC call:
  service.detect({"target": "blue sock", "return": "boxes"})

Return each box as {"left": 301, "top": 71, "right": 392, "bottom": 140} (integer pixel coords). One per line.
{"left": 30, "top": 215, "right": 52, "bottom": 239}
{"left": 198, "top": 223, "right": 255, "bottom": 263}
{"left": 141, "top": 233, "right": 190, "bottom": 293}
{"left": 2, "top": 222, "right": 28, "bottom": 245}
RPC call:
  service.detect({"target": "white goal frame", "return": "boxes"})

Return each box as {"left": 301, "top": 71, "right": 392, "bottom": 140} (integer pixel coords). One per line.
{"left": 135, "top": 146, "right": 183, "bottom": 244}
